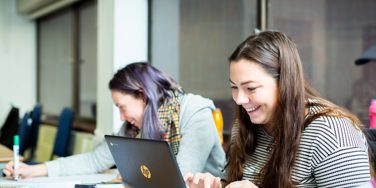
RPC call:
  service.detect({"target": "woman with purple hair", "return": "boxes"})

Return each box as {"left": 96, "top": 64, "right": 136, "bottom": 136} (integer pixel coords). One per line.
{"left": 4, "top": 62, "right": 225, "bottom": 180}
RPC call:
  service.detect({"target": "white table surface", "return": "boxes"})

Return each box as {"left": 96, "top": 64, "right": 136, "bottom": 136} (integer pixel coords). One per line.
{"left": 0, "top": 170, "right": 123, "bottom": 188}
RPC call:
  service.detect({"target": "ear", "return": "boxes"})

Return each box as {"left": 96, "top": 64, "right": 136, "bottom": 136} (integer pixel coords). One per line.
{"left": 137, "top": 89, "right": 147, "bottom": 104}
{"left": 142, "top": 95, "right": 147, "bottom": 105}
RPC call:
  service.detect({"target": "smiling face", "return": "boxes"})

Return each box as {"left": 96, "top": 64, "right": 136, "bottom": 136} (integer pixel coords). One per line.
{"left": 111, "top": 90, "right": 146, "bottom": 129}
{"left": 230, "top": 59, "right": 279, "bottom": 127}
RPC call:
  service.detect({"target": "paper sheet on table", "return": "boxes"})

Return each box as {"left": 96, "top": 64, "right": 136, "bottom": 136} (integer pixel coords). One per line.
{"left": 0, "top": 173, "right": 117, "bottom": 188}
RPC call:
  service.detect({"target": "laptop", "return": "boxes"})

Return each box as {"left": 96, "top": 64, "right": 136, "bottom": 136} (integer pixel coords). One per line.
{"left": 104, "top": 135, "right": 187, "bottom": 188}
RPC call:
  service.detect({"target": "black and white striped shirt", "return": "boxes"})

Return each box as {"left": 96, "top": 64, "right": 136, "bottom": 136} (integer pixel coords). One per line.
{"left": 242, "top": 111, "right": 371, "bottom": 187}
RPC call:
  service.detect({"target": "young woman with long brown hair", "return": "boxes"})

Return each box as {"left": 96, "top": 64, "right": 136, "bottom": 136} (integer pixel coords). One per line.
{"left": 185, "top": 31, "right": 371, "bottom": 188}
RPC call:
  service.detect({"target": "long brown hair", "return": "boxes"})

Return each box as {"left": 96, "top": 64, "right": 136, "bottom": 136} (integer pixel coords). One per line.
{"left": 225, "top": 31, "right": 363, "bottom": 187}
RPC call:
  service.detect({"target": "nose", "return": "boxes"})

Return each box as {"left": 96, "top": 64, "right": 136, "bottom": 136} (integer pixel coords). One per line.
{"left": 119, "top": 112, "right": 127, "bottom": 121}
{"left": 120, "top": 116, "right": 126, "bottom": 121}
{"left": 233, "top": 90, "right": 249, "bottom": 105}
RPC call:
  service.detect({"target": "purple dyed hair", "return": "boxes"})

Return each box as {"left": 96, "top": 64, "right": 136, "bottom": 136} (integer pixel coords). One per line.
{"left": 109, "top": 62, "right": 182, "bottom": 139}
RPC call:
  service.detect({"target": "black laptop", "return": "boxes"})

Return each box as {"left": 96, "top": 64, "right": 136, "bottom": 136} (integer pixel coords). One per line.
{"left": 104, "top": 135, "right": 187, "bottom": 188}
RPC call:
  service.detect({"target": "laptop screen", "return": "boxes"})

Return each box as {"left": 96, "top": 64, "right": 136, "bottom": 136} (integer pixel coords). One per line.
{"left": 105, "top": 135, "right": 187, "bottom": 188}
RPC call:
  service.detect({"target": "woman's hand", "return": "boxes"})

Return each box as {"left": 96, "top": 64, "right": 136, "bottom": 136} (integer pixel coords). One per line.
{"left": 111, "top": 173, "right": 122, "bottom": 183}
{"left": 225, "top": 180, "right": 258, "bottom": 188}
{"left": 184, "top": 172, "right": 222, "bottom": 188}
{"left": 2, "top": 160, "right": 48, "bottom": 179}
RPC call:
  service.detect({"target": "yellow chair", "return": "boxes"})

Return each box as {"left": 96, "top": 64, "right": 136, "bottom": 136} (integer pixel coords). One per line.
{"left": 212, "top": 108, "right": 224, "bottom": 144}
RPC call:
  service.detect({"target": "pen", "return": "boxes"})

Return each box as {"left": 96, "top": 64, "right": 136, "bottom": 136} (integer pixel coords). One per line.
{"left": 13, "top": 135, "right": 19, "bottom": 181}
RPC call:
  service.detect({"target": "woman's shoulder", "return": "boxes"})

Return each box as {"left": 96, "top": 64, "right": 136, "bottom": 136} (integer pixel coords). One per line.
{"left": 304, "top": 115, "right": 366, "bottom": 148}
{"left": 180, "top": 93, "right": 215, "bottom": 112}
{"left": 178, "top": 93, "right": 216, "bottom": 128}
{"left": 305, "top": 100, "right": 359, "bottom": 134}
{"left": 307, "top": 115, "right": 357, "bottom": 132}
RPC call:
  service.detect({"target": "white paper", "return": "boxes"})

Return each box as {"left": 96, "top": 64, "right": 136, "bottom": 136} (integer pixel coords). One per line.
{"left": 0, "top": 173, "right": 117, "bottom": 188}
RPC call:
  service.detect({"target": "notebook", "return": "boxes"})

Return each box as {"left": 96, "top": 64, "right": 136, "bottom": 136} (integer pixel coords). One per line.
{"left": 104, "top": 135, "right": 187, "bottom": 188}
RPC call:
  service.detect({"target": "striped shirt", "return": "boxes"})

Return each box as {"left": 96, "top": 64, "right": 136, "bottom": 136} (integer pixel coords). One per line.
{"left": 242, "top": 109, "right": 371, "bottom": 187}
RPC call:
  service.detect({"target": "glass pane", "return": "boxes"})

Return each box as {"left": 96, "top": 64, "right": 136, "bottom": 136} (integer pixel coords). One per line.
{"left": 179, "top": 0, "right": 257, "bottom": 98}
{"left": 39, "top": 9, "right": 73, "bottom": 116}
{"left": 79, "top": 1, "right": 97, "bottom": 119}
{"left": 269, "top": 0, "right": 376, "bottom": 125}
{"left": 151, "top": 0, "right": 257, "bottom": 132}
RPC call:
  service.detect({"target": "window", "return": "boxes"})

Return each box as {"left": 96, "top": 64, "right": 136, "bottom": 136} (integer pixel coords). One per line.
{"left": 151, "top": 0, "right": 376, "bottom": 131}
{"left": 37, "top": 0, "right": 97, "bottom": 121}
{"left": 269, "top": 0, "right": 376, "bottom": 125}
{"left": 151, "top": 0, "right": 257, "bottom": 134}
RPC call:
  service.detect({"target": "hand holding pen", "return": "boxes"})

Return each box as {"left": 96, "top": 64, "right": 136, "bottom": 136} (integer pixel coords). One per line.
{"left": 2, "top": 161, "right": 48, "bottom": 179}
{"left": 3, "top": 135, "right": 47, "bottom": 180}
{"left": 13, "top": 135, "right": 20, "bottom": 180}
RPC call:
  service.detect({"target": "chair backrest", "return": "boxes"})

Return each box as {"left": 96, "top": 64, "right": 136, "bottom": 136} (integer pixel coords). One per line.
{"left": 18, "top": 112, "right": 33, "bottom": 155}
{"left": 0, "top": 106, "right": 20, "bottom": 149}
{"left": 213, "top": 99, "right": 234, "bottom": 134}
{"left": 30, "top": 105, "right": 42, "bottom": 148}
{"left": 51, "top": 107, "right": 74, "bottom": 159}
{"left": 212, "top": 108, "right": 224, "bottom": 144}
{"left": 29, "top": 105, "right": 42, "bottom": 159}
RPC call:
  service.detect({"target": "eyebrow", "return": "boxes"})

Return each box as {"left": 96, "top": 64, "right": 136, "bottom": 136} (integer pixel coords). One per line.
{"left": 229, "top": 79, "right": 256, "bottom": 85}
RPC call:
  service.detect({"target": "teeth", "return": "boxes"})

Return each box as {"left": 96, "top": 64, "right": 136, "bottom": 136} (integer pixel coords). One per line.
{"left": 245, "top": 106, "right": 257, "bottom": 112}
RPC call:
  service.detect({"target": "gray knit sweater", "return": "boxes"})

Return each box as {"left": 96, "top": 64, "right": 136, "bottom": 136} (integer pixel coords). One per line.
{"left": 45, "top": 93, "right": 226, "bottom": 178}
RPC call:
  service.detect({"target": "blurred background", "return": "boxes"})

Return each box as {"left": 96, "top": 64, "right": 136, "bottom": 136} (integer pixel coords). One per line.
{"left": 0, "top": 0, "right": 375, "bottom": 161}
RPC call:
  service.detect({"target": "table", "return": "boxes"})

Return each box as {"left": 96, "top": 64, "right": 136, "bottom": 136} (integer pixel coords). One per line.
{"left": 0, "top": 170, "right": 124, "bottom": 188}
{"left": 0, "top": 144, "right": 13, "bottom": 163}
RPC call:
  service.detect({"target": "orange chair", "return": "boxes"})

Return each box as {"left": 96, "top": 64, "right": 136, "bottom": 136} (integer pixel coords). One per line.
{"left": 212, "top": 108, "right": 224, "bottom": 144}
